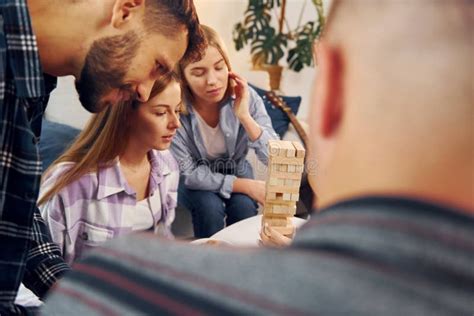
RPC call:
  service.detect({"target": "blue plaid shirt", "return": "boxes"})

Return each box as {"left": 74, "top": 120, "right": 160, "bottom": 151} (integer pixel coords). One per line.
{"left": 0, "top": 1, "right": 69, "bottom": 314}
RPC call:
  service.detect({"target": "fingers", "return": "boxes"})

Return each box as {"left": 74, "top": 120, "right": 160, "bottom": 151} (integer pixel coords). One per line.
{"left": 260, "top": 229, "right": 289, "bottom": 248}
{"left": 267, "top": 225, "right": 292, "bottom": 246}
{"left": 259, "top": 224, "right": 292, "bottom": 248}
{"left": 229, "top": 72, "right": 248, "bottom": 87}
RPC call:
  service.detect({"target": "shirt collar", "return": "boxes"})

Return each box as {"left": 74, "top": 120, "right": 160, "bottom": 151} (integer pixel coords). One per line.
{"left": 96, "top": 158, "right": 130, "bottom": 200}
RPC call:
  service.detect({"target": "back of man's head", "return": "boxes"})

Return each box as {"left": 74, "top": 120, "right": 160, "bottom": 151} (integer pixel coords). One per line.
{"left": 311, "top": 0, "right": 473, "bottom": 212}
{"left": 145, "top": 0, "right": 204, "bottom": 63}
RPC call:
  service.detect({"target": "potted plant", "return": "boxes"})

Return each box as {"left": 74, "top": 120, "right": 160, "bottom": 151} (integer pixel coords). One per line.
{"left": 233, "top": 0, "right": 325, "bottom": 90}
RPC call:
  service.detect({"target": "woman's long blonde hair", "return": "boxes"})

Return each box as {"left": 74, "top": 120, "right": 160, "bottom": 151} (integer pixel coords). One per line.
{"left": 178, "top": 24, "right": 234, "bottom": 114}
{"left": 38, "top": 72, "right": 177, "bottom": 206}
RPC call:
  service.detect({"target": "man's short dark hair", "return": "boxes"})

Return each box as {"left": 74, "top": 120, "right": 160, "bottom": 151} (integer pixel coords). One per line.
{"left": 145, "top": 0, "right": 205, "bottom": 63}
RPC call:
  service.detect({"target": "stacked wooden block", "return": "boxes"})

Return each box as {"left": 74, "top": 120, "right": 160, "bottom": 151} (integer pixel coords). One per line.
{"left": 262, "top": 140, "right": 305, "bottom": 237}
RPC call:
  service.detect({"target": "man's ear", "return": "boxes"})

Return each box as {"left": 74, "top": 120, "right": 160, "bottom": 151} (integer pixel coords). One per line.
{"left": 314, "top": 41, "right": 344, "bottom": 138}
{"left": 111, "top": 0, "right": 145, "bottom": 29}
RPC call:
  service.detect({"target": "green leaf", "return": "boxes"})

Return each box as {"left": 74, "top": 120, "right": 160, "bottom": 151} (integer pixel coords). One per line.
{"left": 233, "top": 22, "right": 249, "bottom": 51}
{"left": 244, "top": 0, "right": 271, "bottom": 36}
{"left": 287, "top": 22, "right": 321, "bottom": 72}
{"left": 250, "top": 27, "right": 287, "bottom": 65}
{"left": 265, "top": 0, "right": 281, "bottom": 9}
{"left": 233, "top": 0, "right": 325, "bottom": 72}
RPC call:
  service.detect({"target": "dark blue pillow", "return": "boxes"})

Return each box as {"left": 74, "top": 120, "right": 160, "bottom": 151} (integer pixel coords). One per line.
{"left": 249, "top": 83, "right": 301, "bottom": 138}
{"left": 40, "top": 119, "right": 81, "bottom": 171}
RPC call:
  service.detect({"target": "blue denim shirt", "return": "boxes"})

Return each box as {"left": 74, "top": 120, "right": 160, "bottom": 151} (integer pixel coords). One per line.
{"left": 171, "top": 86, "right": 279, "bottom": 198}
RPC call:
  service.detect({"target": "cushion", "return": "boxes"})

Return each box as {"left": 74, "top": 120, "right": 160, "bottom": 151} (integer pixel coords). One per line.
{"left": 40, "top": 119, "right": 81, "bottom": 171}
{"left": 249, "top": 83, "right": 302, "bottom": 138}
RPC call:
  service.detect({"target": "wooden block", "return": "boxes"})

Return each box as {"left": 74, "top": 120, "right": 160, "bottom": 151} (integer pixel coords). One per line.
{"left": 292, "top": 141, "right": 306, "bottom": 158}
{"left": 282, "top": 141, "right": 296, "bottom": 158}
{"left": 262, "top": 216, "right": 290, "bottom": 227}
{"left": 267, "top": 170, "right": 301, "bottom": 180}
{"left": 270, "top": 140, "right": 298, "bottom": 158}
{"left": 270, "top": 163, "right": 278, "bottom": 172}
{"left": 264, "top": 224, "right": 295, "bottom": 236}
{"left": 264, "top": 205, "right": 293, "bottom": 216}
{"left": 282, "top": 193, "right": 292, "bottom": 201}
{"left": 262, "top": 206, "right": 273, "bottom": 216}
{"left": 272, "top": 204, "right": 297, "bottom": 215}
{"left": 264, "top": 209, "right": 296, "bottom": 217}
{"left": 291, "top": 193, "right": 300, "bottom": 201}
{"left": 266, "top": 194, "right": 282, "bottom": 203}
{"left": 265, "top": 196, "right": 295, "bottom": 205}
{"left": 263, "top": 203, "right": 297, "bottom": 216}
{"left": 271, "top": 156, "right": 305, "bottom": 166}
{"left": 288, "top": 164, "right": 296, "bottom": 173}
{"left": 262, "top": 213, "right": 289, "bottom": 220}
{"left": 269, "top": 177, "right": 278, "bottom": 185}
{"left": 284, "top": 179, "right": 292, "bottom": 186}
{"left": 268, "top": 140, "right": 283, "bottom": 157}
{"left": 293, "top": 179, "right": 302, "bottom": 188}
{"left": 266, "top": 185, "right": 299, "bottom": 194}
{"left": 266, "top": 192, "right": 277, "bottom": 200}
{"left": 265, "top": 200, "right": 296, "bottom": 207}
{"left": 296, "top": 164, "right": 304, "bottom": 173}
{"left": 278, "top": 164, "right": 288, "bottom": 172}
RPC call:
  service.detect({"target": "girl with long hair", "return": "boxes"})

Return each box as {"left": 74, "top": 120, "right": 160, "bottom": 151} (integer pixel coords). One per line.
{"left": 171, "top": 25, "right": 279, "bottom": 238}
{"left": 38, "top": 73, "right": 182, "bottom": 264}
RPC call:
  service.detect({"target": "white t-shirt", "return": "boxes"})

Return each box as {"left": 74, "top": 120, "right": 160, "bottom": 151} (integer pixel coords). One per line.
{"left": 131, "top": 196, "right": 160, "bottom": 231}
{"left": 195, "top": 110, "right": 227, "bottom": 160}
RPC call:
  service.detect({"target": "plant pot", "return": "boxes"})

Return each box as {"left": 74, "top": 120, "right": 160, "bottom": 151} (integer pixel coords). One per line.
{"left": 262, "top": 64, "right": 283, "bottom": 91}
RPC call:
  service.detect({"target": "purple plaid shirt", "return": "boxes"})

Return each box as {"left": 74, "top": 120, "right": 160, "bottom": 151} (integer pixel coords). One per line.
{"left": 39, "top": 150, "right": 179, "bottom": 264}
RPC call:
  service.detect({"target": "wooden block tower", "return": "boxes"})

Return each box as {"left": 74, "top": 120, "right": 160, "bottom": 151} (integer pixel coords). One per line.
{"left": 262, "top": 140, "right": 305, "bottom": 237}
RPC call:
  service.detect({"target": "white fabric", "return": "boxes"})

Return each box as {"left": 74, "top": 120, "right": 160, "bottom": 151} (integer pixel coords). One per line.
{"left": 130, "top": 197, "right": 159, "bottom": 231}
{"left": 15, "top": 284, "right": 42, "bottom": 307}
{"left": 191, "top": 215, "right": 307, "bottom": 247}
{"left": 194, "top": 110, "right": 226, "bottom": 160}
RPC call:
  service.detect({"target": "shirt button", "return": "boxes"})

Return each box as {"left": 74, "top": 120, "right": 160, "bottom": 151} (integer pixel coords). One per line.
{"left": 81, "top": 232, "right": 89, "bottom": 241}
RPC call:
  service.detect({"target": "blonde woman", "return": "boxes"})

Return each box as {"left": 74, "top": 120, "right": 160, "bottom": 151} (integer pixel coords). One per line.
{"left": 171, "top": 25, "right": 279, "bottom": 238}
{"left": 38, "top": 73, "right": 182, "bottom": 264}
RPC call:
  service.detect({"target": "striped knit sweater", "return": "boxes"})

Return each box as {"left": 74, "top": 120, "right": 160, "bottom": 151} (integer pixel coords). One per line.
{"left": 43, "top": 196, "right": 474, "bottom": 315}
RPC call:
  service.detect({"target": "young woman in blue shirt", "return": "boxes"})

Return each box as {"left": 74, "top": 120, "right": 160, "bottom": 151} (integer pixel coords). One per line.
{"left": 171, "top": 25, "right": 279, "bottom": 238}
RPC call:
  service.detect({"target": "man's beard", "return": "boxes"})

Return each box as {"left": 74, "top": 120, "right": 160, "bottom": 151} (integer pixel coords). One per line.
{"left": 75, "top": 31, "right": 140, "bottom": 113}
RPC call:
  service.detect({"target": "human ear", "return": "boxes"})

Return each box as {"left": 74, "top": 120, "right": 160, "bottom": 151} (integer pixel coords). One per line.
{"left": 314, "top": 41, "right": 344, "bottom": 138}
{"left": 111, "top": 0, "right": 145, "bottom": 29}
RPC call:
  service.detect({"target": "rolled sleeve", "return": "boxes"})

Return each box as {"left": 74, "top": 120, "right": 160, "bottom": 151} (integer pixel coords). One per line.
{"left": 219, "top": 174, "right": 237, "bottom": 199}
{"left": 23, "top": 209, "right": 69, "bottom": 298}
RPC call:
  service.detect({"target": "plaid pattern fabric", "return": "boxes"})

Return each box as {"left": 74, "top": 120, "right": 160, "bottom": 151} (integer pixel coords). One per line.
{"left": 0, "top": 1, "right": 69, "bottom": 314}
{"left": 39, "top": 149, "right": 179, "bottom": 264}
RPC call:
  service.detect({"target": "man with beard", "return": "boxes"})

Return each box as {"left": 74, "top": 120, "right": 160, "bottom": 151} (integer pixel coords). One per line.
{"left": 43, "top": 0, "right": 473, "bottom": 315}
{"left": 0, "top": 0, "right": 203, "bottom": 314}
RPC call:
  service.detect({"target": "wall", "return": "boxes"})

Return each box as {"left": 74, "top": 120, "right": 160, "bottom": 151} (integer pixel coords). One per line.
{"left": 46, "top": 0, "right": 331, "bottom": 128}
{"left": 194, "top": 0, "right": 331, "bottom": 120}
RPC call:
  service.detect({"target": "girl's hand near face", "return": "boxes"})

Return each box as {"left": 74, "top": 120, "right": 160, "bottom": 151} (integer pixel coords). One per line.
{"left": 229, "top": 72, "right": 250, "bottom": 121}
{"left": 229, "top": 72, "right": 263, "bottom": 141}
